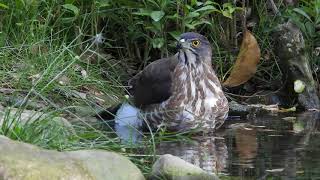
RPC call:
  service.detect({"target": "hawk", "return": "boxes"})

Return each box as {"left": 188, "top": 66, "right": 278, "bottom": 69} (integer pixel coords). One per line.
{"left": 100, "top": 32, "right": 229, "bottom": 133}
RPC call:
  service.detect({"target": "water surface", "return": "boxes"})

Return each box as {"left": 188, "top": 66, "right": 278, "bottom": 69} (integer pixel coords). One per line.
{"left": 155, "top": 112, "right": 320, "bottom": 179}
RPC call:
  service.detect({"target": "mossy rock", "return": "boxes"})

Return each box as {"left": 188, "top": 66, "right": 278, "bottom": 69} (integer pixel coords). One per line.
{"left": 150, "top": 154, "right": 218, "bottom": 180}
{"left": 0, "top": 135, "right": 145, "bottom": 180}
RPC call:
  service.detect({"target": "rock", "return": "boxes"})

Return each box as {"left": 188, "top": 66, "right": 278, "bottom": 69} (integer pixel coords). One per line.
{"left": 156, "top": 138, "right": 227, "bottom": 173}
{"left": 272, "top": 21, "right": 320, "bottom": 110}
{"left": 150, "top": 154, "right": 218, "bottom": 180}
{"left": 0, "top": 135, "right": 145, "bottom": 180}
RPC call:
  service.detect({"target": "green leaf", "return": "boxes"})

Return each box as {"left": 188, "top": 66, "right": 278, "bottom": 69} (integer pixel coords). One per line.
{"left": 223, "top": 2, "right": 233, "bottom": 9}
{"left": 94, "top": 0, "right": 111, "bottom": 8}
{"left": 305, "top": 21, "right": 315, "bottom": 37}
{"left": 222, "top": 10, "right": 232, "bottom": 18}
{"left": 204, "top": 1, "right": 219, "bottom": 6}
{"left": 186, "top": 12, "right": 200, "bottom": 19}
{"left": 195, "top": 5, "right": 218, "bottom": 12}
{"left": 65, "top": 0, "right": 75, "bottom": 4}
{"left": 191, "top": 20, "right": 212, "bottom": 27}
{"left": 169, "top": 31, "right": 182, "bottom": 40}
{"left": 0, "top": 3, "right": 9, "bottom": 9}
{"left": 62, "top": 4, "right": 79, "bottom": 16}
{"left": 133, "top": 9, "right": 152, "bottom": 16}
{"left": 196, "top": 2, "right": 204, "bottom": 6}
{"left": 185, "top": 23, "right": 196, "bottom": 29}
{"left": 152, "top": 38, "right": 164, "bottom": 49}
{"left": 293, "top": 8, "right": 312, "bottom": 22}
{"left": 151, "top": 21, "right": 161, "bottom": 31}
{"left": 191, "top": 0, "right": 198, "bottom": 7}
{"left": 150, "top": 11, "right": 165, "bottom": 22}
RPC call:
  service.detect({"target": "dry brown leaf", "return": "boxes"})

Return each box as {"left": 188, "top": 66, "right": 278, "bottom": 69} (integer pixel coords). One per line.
{"left": 223, "top": 30, "right": 261, "bottom": 87}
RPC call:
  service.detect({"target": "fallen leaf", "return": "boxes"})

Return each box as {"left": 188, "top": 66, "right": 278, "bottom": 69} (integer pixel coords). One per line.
{"left": 266, "top": 168, "right": 284, "bottom": 173}
{"left": 282, "top": 116, "right": 297, "bottom": 121}
{"left": 268, "top": 134, "right": 283, "bottom": 137}
{"left": 278, "top": 106, "right": 296, "bottom": 112}
{"left": 223, "top": 30, "right": 261, "bottom": 87}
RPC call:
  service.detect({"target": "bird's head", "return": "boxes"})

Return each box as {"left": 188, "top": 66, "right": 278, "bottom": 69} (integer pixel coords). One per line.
{"left": 177, "top": 32, "right": 212, "bottom": 65}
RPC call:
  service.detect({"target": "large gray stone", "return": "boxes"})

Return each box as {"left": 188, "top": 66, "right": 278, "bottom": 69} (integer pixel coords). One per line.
{"left": 0, "top": 135, "right": 145, "bottom": 180}
{"left": 150, "top": 154, "right": 219, "bottom": 180}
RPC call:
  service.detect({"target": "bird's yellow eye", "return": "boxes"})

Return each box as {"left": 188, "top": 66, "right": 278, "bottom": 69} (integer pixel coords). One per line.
{"left": 191, "top": 40, "right": 200, "bottom": 47}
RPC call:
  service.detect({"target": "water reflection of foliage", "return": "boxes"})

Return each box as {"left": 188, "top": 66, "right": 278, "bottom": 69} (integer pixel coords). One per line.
{"left": 226, "top": 112, "right": 320, "bottom": 179}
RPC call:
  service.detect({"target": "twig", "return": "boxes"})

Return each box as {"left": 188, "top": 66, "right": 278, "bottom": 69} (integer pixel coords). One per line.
{"left": 241, "top": 0, "right": 247, "bottom": 32}
{"left": 268, "top": 0, "right": 281, "bottom": 16}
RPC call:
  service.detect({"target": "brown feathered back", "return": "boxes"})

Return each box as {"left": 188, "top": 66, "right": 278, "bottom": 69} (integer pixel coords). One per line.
{"left": 128, "top": 54, "right": 178, "bottom": 109}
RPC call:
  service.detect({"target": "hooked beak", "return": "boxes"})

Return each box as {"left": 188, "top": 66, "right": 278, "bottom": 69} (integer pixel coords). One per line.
{"left": 176, "top": 39, "right": 188, "bottom": 50}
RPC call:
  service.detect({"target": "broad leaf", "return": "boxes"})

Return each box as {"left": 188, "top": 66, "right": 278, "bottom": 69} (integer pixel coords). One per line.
{"left": 223, "top": 30, "right": 261, "bottom": 87}
{"left": 152, "top": 38, "right": 164, "bottom": 49}
{"left": 187, "top": 12, "right": 200, "bottom": 19}
{"left": 222, "top": 10, "right": 232, "bottom": 19}
{"left": 195, "top": 5, "right": 218, "bottom": 12}
{"left": 62, "top": 4, "right": 79, "bottom": 16}
{"left": 133, "top": 9, "right": 152, "bottom": 16}
{"left": 150, "top": 11, "right": 165, "bottom": 22}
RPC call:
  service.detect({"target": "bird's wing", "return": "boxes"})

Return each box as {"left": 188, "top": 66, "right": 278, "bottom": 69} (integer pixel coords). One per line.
{"left": 128, "top": 54, "right": 178, "bottom": 108}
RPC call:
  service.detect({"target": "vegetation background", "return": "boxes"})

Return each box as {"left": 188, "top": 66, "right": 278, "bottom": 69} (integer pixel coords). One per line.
{"left": 0, "top": 0, "right": 319, "bottom": 176}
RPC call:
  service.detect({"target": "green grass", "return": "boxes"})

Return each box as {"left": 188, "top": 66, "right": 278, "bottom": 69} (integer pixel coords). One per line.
{"left": 0, "top": 105, "right": 198, "bottom": 174}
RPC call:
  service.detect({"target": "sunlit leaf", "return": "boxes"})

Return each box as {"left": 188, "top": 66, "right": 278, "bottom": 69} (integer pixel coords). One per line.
{"left": 186, "top": 12, "right": 200, "bottom": 18}
{"left": 190, "top": 20, "right": 212, "bottom": 28}
{"left": 222, "top": 10, "right": 232, "bottom": 18}
{"left": 195, "top": 5, "right": 218, "bottom": 12}
{"left": 204, "top": 1, "right": 219, "bottom": 6}
{"left": 0, "top": 3, "right": 9, "bottom": 9}
{"left": 185, "top": 23, "right": 196, "bottom": 29}
{"left": 196, "top": 2, "right": 203, "bottom": 6}
{"left": 191, "top": 0, "right": 198, "bottom": 6}
{"left": 150, "top": 11, "right": 165, "bottom": 22}
{"left": 96, "top": 0, "right": 111, "bottom": 8}
{"left": 223, "top": 30, "right": 261, "bottom": 87}
{"left": 62, "top": 4, "right": 79, "bottom": 16}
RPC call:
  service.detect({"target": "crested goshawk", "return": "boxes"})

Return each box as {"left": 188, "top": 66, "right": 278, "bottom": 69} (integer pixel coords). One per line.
{"left": 128, "top": 32, "right": 229, "bottom": 132}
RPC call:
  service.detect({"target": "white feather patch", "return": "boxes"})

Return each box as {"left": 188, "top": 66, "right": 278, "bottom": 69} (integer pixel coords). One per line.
{"left": 115, "top": 103, "right": 143, "bottom": 128}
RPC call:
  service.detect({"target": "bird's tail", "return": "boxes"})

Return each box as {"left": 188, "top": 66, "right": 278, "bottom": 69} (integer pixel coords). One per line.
{"left": 95, "top": 103, "right": 122, "bottom": 120}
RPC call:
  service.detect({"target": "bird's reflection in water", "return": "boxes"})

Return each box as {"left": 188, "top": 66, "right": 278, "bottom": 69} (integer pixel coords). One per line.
{"left": 157, "top": 137, "right": 228, "bottom": 173}
{"left": 235, "top": 127, "right": 258, "bottom": 168}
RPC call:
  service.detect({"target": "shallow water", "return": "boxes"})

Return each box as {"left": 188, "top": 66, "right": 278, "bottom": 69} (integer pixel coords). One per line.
{"left": 156, "top": 112, "right": 320, "bottom": 179}
{"left": 115, "top": 111, "right": 320, "bottom": 179}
